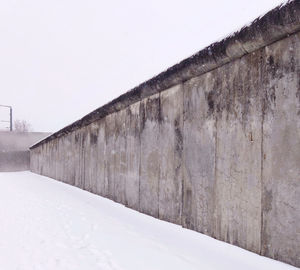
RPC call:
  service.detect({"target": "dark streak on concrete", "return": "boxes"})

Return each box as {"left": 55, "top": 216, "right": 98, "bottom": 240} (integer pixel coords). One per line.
{"left": 89, "top": 132, "right": 98, "bottom": 145}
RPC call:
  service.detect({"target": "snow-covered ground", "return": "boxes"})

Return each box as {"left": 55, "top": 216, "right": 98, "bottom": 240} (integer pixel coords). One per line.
{"left": 0, "top": 171, "right": 296, "bottom": 270}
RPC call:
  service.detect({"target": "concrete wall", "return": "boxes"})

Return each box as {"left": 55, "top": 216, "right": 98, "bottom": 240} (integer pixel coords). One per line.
{"left": 0, "top": 131, "right": 51, "bottom": 171}
{"left": 30, "top": 2, "right": 300, "bottom": 268}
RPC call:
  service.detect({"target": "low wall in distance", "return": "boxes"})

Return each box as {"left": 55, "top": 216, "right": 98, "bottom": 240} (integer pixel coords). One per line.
{"left": 30, "top": 2, "right": 300, "bottom": 268}
{"left": 0, "top": 131, "right": 51, "bottom": 171}
{"left": 0, "top": 151, "right": 30, "bottom": 171}
{"left": 0, "top": 131, "right": 52, "bottom": 152}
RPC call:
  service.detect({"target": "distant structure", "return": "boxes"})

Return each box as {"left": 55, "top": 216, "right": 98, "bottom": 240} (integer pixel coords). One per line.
{"left": 0, "top": 104, "right": 12, "bottom": 131}
{"left": 30, "top": 1, "right": 300, "bottom": 268}
{"left": 0, "top": 131, "right": 51, "bottom": 171}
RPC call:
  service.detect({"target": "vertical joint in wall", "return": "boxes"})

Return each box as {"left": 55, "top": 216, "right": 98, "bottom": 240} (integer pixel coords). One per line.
{"left": 158, "top": 92, "right": 161, "bottom": 219}
{"left": 138, "top": 102, "right": 142, "bottom": 212}
{"left": 213, "top": 110, "right": 218, "bottom": 237}
{"left": 260, "top": 92, "right": 265, "bottom": 255}
{"left": 181, "top": 83, "right": 185, "bottom": 227}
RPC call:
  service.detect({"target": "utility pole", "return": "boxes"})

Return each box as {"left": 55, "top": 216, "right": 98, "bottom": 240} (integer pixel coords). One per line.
{"left": 10, "top": 106, "right": 12, "bottom": 131}
{"left": 0, "top": 104, "right": 13, "bottom": 131}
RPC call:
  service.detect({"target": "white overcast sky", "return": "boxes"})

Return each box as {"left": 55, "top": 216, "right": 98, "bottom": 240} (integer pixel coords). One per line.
{"left": 0, "top": 0, "right": 284, "bottom": 132}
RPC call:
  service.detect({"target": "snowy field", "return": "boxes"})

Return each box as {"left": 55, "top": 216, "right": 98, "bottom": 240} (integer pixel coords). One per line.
{"left": 0, "top": 171, "right": 297, "bottom": 270}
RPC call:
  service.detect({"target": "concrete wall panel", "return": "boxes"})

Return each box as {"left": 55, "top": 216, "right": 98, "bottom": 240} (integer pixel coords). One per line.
{"left": 159, "top": 85, "right": 183, "bottom": 225}
{"left": 125, "top": 102, "right": 140, "bottom": 210}
{"left": 95, "top": 119, "right": 107, "bottom": 197}
{"left": 74, "top": 130, "right": 82, "bottom": 188}
{"left": 140, "top": 93, "right": 160, "bottom": 218}
{"left": 82, "top": 127, "right": 91, "bottom": 191}
{"left": 87, "top": 123, "right": 100, "bottom": 194}
{"left": 114, "top": 109, "right": 127, "bottom": 204}
{"left": 64, "top": 133, "right": 74, "bottom": 186}
{"left": 214, "top": 53, "right": 262, "bottom": 253}
{"left": 182, "top": 74, "right": 216, "bottom": 235}
{"left": 261, "top": 32, "right": 300, "bottom": 267}
{"left": 105, "top": 113, "right": 116, "bottom": 201}
{"left": 77, "top": 128, "right": 86, "bottom": 189}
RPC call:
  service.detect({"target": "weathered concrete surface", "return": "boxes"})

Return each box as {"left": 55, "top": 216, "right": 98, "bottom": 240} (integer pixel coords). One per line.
{"left": 114, "top": 109, "right": 127, "bottom": 205}
{"left": 95, "top": 119, "right": 107, "bottom": 197}
{"left": 30, "top": 2, "right": 300, "bottom": 267}
{"left": 159, "top": 85, "right": 183, "bottom": 225}
{"left": 84, "top": 124, "right": 96, "bottom": 192}
{"left": 261, "top": 32, "right": 300, "bottom": 267}
{"left": 105, "top": 113, "right": 116, "bottom": 201}
{"left": 124, "top": 102, "right": 140, "bottom": 210}
{"left": 182, "top": 74, "right": 216, "bottom": 235}
{"left": 74, "top": 130, "right": 83, "bottom": 188}
{"left": 139, "top": 94, "right": 160, "bottom": 218}
{"left": 213, "top": 52, "right": 262, "bottom": 253}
